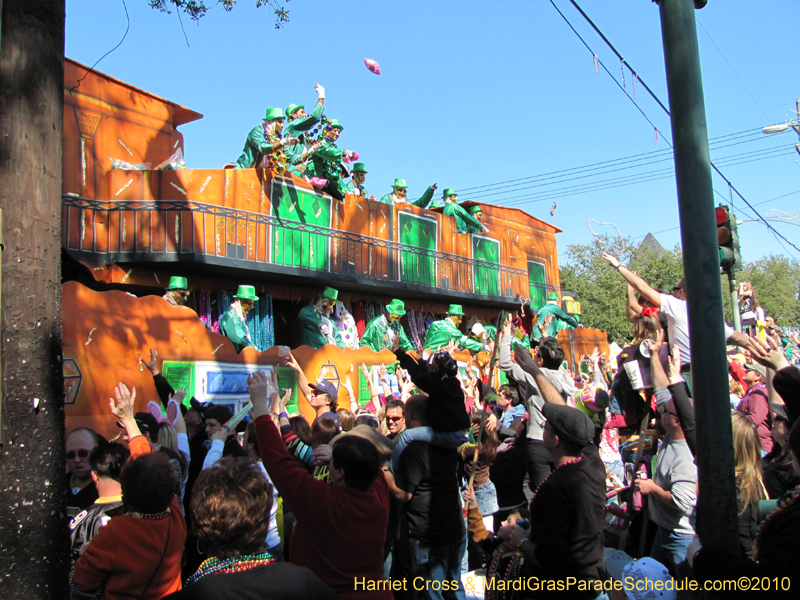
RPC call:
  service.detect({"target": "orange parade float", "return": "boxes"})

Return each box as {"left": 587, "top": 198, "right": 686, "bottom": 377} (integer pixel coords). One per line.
{"left": 61, "top": 58, "right": 608, "bottom": 437}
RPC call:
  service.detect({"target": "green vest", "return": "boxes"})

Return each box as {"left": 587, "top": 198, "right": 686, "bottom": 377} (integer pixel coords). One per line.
{"left": 379, "top": 186, "right": 435, "bottom": 208}
{"left": 443, "top": 203, "right": 483, "bottom": 233}
{"left": 422, "top": 318, "right": 483, "bottom": 352}
{"left": 342, "top": 180, "right": 369, "bottom": 198}
{"left": 306, "top": 140, "right": 344, "bottom": 182}
{"left": 284, "top": 102, "right": 325, "bottom": 166}
{"left": 297, "top": 304, "right": 344, "bottom": 349}
{"left": 218, "top": 307, "right": 255, "bottom": 353}
{"left": 235, "top": 124, "right": 270, "bottom": 169}
{"left": 360, "top": 315, "right": 414, "bottom": 353}
{"left": 532, "top": 303, "right": 580, "bottom": 340}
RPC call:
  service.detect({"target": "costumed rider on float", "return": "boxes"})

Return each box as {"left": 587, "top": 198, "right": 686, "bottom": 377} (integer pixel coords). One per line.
{"left": 380, "top": 179, "right": 438, "bottom": 208}
{"left": 218, "top": 285, "right": 259, "bottom": 353}
{"left": 233, "top": 107, "right": 299, "bottom": 170}
{"left": 441, "top": 188, "right": 487, "bottom": 233}
{"left": 297, "top": 287, "right": 346, "bottom": 349}
{"left": 360, "top": 299, "right": 415, "bottom": 353}
{"left": 423, "top": 304, "right": 484, "bottom": 354}
{"left": 342, "top": 162, "right": 373, "bottom": 199}
{"left": 162, "top": 276, "right": 191, "bottom": 306}
{"left": 284, "top": 83, "right": 327, "bottom": 177}
{"left": 305, "top": 119, "right": 356, "bottom": 201}
{"left": 532, "top": 292, "right": 581, "bottom": 342}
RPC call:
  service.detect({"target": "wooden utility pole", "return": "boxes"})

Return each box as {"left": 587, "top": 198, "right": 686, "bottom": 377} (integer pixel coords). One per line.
{"left": 0, "top": 1, "right": 68, "bottom": 598}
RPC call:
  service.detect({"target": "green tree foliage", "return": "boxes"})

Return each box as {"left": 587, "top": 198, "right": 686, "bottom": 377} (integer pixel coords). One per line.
{"left": 149, "top": 0, "right": 291, "bottom": 28}
{"left": 559, "top": 235, "right": 683, "bottom": 344}
{"left": 562, "top": 237, "right": 799, "bottom": 344}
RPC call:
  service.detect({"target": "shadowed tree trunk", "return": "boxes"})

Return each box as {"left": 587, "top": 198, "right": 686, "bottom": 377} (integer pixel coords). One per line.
{"left": 0, "top": 1, "right": 68, "bottom": 598}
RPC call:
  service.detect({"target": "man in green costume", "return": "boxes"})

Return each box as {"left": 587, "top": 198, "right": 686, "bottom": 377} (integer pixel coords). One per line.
{"left": 379, "top": 178, "right": 438, "bottom": 208}
{"left": 305, "top": 119, "right": 355, "bottom": 201}
{"left": 162, "top": 276, "right": 190, "bottom": 306}
{"left": 422, "top": 304, "right": 484, "bottom": 352}
{"left": 441, "top": 189, "right": 487, "bottom": 234}
{"left": 360, "top": 299, "right": 414, "bottom": 353}
{"left": 467, "top": 205, "right": 485, "bottom": 234}
{"left": 284, "top": 82, "right": 326, "bottom": 174}
{"left": 218, "top": 285, "right": 259, "bottom": 353}
{"left": 234, "top": 108, "right": 300, "bottom": 170}
{"left": 342, "top": 162, "right": 372, "bottom": 199}
{"left": 531, "top": 292, "right": 581, "bottom": 341}
{"left": 297, "top": 286, "right": 345, "bottom": 349}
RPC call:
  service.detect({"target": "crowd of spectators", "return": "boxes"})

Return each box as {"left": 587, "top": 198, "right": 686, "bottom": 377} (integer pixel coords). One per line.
{"left": 64, "top": 269, "right": 800, "bottom": 600}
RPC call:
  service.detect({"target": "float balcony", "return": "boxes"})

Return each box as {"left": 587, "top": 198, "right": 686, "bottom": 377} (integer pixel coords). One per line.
{"left": 61, "top": 190, "right": 527, "bottom": 308}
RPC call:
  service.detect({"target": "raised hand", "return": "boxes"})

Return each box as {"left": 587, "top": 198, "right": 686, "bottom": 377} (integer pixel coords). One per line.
{"left": 602, "top": 253, "right": 621, "bottom": 269}
{"left": 140, "top": 346, "right": 159, "bottom": 376}
{"left": 110, "top": 383, "right": 136, "bottom": 421}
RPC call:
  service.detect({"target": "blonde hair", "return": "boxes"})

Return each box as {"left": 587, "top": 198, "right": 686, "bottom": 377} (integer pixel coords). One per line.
{"left": 729, "top": 379, "right": 745, "bottom": 399}
{"left": 157, "top": 422, "right": 178, "bottom": 453}
{"left": 631, "top": 314, "right": 661, "bottom": 346}
{"left": 731, "top": 412, "right": 766, "bottom": 514}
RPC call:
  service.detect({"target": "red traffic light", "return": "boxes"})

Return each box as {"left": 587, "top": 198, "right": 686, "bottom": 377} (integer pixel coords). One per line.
{"left": 715, "top": 206, "right": 729, "bottom": 226}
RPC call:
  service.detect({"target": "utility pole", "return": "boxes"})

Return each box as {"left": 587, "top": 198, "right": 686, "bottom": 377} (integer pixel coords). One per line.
{"left": 0, "top": 2, "right": 68, "bottom": 599}
{"left": 656, "top": 0, "right": 740, "bottom": 560}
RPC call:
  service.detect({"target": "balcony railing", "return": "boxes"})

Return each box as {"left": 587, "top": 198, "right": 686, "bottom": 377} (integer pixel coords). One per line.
{"left": 62, "top": 195, "right": 529, "bottom": 304}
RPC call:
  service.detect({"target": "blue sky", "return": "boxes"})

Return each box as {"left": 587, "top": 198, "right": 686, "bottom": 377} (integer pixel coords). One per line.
{"left": 66, "top": 0, "right": 800, "bottom": 265}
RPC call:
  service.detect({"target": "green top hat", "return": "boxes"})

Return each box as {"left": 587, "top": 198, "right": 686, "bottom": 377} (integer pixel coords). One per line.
{"left": 166, "top": 276, "right": 188, "bottom": 291}
{"left": 321, "top": 287, "right": 339, "bottom": 301}
{"left": 547, "top": 292, "right": 560, "bottom": 302}
{"left": 446, "top": 304, "right": 464, "bottom": 316}
{"left": 386, "top": 299, "right": 406, "bottom": 316}
{"left": 327, "top": 119, "right": 344, "bottom": 130}
{"left": 352, "top": 163, "right": 367, "bottom": 173}
{"left": 393, "top": 178, "right": 408, "bottom": 189}
{"left": 442, "top": 188, "right": 457, "bottom": 198}
{"left": 234, "top": 285, "right": 259, "bottom": 302}
{"left": 285, "top": 103, "right": 304, "bottom": 117}
{"left": 469, "top": 205, "right": 483, "bottom": 215}
{"left": 263, "top": 107, "right": 285, "bottom": 121}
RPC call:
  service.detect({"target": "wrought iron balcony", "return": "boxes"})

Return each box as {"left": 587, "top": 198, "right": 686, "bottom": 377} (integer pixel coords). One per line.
{"left": 62, "top": 195, "right": 529, "bottom": 306}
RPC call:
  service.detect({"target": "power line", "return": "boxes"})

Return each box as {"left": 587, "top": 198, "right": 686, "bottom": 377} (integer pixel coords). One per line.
{"left": 558, "top": 0, "right": 800, "bottom": 259}
{"left": 458, "top": 129, "right": 775, "bottom": 198}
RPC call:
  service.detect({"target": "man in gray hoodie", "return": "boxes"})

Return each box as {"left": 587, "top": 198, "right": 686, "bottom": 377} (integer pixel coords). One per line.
{"left": 498, "top": 316, "right": 577, "bottom": 491}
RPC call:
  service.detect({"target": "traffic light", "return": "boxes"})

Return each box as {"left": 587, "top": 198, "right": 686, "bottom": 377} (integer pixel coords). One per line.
{"left": 715, "top": 205, "right": 742, "bottom": 272}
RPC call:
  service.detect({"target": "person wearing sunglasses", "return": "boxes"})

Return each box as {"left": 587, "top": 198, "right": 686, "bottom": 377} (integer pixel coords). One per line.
{"left": 162, "top": 276, "right": 190, "bottom": 307}
{"left": 66, "top": 427, "right": 100, "bottom": 518}
{"left": 384, "top": 399, "right": 406, "bottom": 442}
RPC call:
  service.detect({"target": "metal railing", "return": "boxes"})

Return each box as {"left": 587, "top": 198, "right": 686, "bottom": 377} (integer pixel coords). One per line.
{"left": 62, "top": 196, "right": 530, "bottom": 299}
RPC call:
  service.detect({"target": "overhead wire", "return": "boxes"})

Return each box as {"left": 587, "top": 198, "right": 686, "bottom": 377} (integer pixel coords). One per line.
{"left": 554, "top": 0, "right": 800, "bottom": 258}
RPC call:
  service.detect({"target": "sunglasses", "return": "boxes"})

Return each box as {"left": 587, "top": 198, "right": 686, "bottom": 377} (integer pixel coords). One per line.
{"left": 386, "top": 416, "right": 404, "bottom": 422}
{"left": 66, "top": 449, "right": 91, "bottom": 459}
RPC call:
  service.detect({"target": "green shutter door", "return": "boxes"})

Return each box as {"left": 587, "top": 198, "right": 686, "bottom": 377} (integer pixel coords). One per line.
{"left": 271, "top": 182, "right": 331, "bottom": 270}
{"left": 398, "top": 212, "right": 437, "bottom": 287}
{"left": 473, "top": 237, "right": 500, "bottom": 295}
{"left": 528, "top": 261, "right": 546, "bottom": 310}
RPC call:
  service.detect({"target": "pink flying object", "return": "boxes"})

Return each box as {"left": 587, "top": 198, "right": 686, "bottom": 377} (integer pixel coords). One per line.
{"left": 364, "top": 58, "right": 381, "bottom": 75}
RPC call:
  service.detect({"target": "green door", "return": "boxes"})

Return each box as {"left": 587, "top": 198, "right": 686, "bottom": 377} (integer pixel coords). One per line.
{"left": 473, "top": 237, "right": 500, "bottom": 295}
{"left": 398, "top": 212, "right": 437, "bottom": 286}
{"left": 528, "top": 261, "right": 546, "bottom": 310}
{"left": 271, "top": 182, "right": 331, "bottom": 270}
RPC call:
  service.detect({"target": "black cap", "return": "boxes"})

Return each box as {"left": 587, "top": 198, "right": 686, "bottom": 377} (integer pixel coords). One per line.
{"left": 542, "top": 403, "right": 594, "bottom": 447}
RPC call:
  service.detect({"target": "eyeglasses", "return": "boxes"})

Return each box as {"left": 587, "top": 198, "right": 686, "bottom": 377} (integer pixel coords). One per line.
{"left": 66, "top": 449, "right": 91, "bottom": 459}
{"left": 386, "top": 416, "right": 404, "bottom": 422}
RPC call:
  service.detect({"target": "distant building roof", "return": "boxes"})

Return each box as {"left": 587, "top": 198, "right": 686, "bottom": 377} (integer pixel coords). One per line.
{"left": 639, "top": 232, "right": 666, "bottom": 255}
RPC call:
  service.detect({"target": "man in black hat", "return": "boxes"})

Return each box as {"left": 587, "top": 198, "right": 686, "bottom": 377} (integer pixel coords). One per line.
{"left": 497, "top": 379, "right": 606, "bottom": 598}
